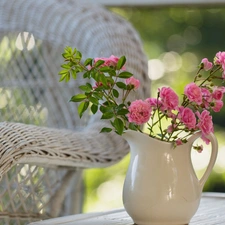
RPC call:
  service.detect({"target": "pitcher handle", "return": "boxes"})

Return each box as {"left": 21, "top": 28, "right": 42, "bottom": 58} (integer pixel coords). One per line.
{"left": 188, "top": 131, "right": 218, "bottom": 189}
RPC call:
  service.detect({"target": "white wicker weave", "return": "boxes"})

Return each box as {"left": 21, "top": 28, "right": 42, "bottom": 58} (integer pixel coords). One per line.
{"left": 0, "top": 0, "right": 150, "bottom": 224}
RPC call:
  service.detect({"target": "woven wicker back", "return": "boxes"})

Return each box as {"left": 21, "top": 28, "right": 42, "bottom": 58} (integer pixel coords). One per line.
{"left": 0, "top": 0, "right": 150, "bottom": 224}
{"left": 0, "top": 33, "right": 85, "bottom": 223}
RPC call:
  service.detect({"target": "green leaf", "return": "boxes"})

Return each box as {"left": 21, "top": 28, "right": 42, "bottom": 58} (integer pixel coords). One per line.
{"left": 78, "top": 101, "right": 89, "bottom": 118}
{"left": 93, "top": 92, "right": 103, "bottom": 100}
{"left": 93, "top": 72, "right": 104, "bottom": 83}
{"left": 65, "top": 73, "right": 70, "bottom": 82}
{"left": 91, "top": 104, "right": 98, "bottom": 114}
{"left": 89, "top": 97, "right": 99, "bottom": 105}
{"left": 62, "top": 52, "right": 70, "bottom": 59}
{"left": 100, "top": 66, "right": 111, "bottom": 72}
{"left": 118, "top": 71, "right": 133, "bottom": 79}
{"left": 70, "top": 94, "right": 87, "bottom": 102}
{"left": 107, "top": 77, "right": 114, "bottom": 85}
{"left": 58, "top": 69, "right": 68, "bottom": 75}
{"left": 84, "top": 58, "right": 93, "bottom": 66}
{"left": 72, "top": 48, "right": 77, "bottom": 54}
{"left": 71, "top": 69, "right": 77, "bottom": 80}
{"left": 100, "top": 127, "right": 112, "bottom": 133}
{"left": 117, "top": 56, "right": 126, "bottom": 70}
{"left": 61, "top": 64, "right": 71, "bottom": 69}
{"left": 99, "top": 73, "right": 107, "bottom": 86}
{"left": 108, "top": 70, "right": 116, "bottom": 76}
{"left": 117, "top": 108, "right": 129, "bottom": 115}
{"left": 113, "top": 118, "right": 124, "bottom": 135}
{"left": 86, "top": 83, "right": 93, "bottom": 90}
{"left": 117, "top": 103, "right": 126, "bottom": 109}
{"left": 100, "top": 105, "right": 109, "bottom": 113}
{"left": 95, "top": 60, "right": 105, "bottom": 68}
{"left": 101, "top": 112, "right": 114, "bottom": 119}
{"left": 83, "top": 71, "right": 91, "bottom": 78}
{"left": 116, "top": 82, "right": 127, "bottom": 90}
{"left": 102, "top": 101, "right": 109, "bottom": 106}
{"left": 91, "top": 71, "right": 99, "bottom": 81}
{"left": 59, "top": 72, "right": 70, "bottom": 82}
{"left": 113, "top": 89, "right": 119, "bottom": 98}
{"left": 65, "top": 46, "right": 73, "bottom": 54}
{"left": 79, "top": 85, "right": 92, "bottom": 92}
{"left": 75, "top": 65, "right": 83, "bottom": 73}
{"left": 78, "top": 102, "right": 85, "bottom": 118}
{"left": 75, "top": 51, "right": 82, "bottom": 59}
{"left": 128, "top": 123, "right": 137, "bottom": 131}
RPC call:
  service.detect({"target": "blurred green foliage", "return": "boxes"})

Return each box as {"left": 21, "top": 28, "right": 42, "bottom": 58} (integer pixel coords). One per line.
{"left": 83, "top": 6, "right": 225, "bottom": 212}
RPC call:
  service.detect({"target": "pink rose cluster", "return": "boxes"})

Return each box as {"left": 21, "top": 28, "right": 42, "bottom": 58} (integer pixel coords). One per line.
{"left": 184, "top": 83, "right": 225, "bottom": 113}
{"left": 128, "top": 86, "right": 221, "bottom": 145}
{"left": 127, "top": 100, "right": 151, "bottom": 125}
{"left": 94, "top": 55, "right": 126, "bottom": 70}
{"left": 60, "top": 47, "right": 225, "bottom": 148}
{"left": 214, "top": 51, "right": 225, "bottom": 79}
{"left": 202, "top": 51, "right": 225, "bottom": 79}
{"left": 125, "top": 77, "right": 140, "bottom": 90}
{"left": 127, "top": 52, "right": 225, "bottom": 145}
{"left": 88, "top": 51, "right": 225, "bottom": 146}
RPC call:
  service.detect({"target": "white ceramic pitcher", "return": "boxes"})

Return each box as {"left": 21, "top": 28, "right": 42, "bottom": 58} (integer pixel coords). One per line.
{"left": 122, "top": 130, "right": 218, "bottom": 225}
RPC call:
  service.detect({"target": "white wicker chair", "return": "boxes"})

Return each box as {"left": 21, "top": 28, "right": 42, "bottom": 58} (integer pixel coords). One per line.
{"left": 0, "top": 0, "right": 150, "bottom": 224}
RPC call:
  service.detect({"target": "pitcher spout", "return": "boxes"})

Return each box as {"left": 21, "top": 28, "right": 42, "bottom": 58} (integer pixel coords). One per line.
{"left": 122, "top": 130, "right": 149, "bottom": 145}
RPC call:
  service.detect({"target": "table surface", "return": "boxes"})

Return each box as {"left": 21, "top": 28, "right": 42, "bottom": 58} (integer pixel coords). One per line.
{"left": 29, "top": 192, "right": 225, "bottom": 225}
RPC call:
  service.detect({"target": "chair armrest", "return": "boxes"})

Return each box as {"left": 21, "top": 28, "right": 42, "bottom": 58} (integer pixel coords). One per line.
{"left": 0, "top": 121, "right": 129, "bottom": 179}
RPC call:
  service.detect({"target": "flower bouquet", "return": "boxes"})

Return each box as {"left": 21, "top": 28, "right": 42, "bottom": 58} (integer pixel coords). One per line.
{"left": 59, "top": 47, "right": 221, "bottom": 225}
{"left": 59, "top": 47, "right": 225, "bottom": 150}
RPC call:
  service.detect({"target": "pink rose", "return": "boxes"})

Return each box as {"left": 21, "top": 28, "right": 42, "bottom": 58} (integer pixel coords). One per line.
{"left": 125, "top": 77, "right": 140, "bottom": 90}
{"left": 177, "top": 106, "right": 184, "bottom": 120}
{"left": 128, "top": 100, "right": 152, "bottom": 125}
{"left": 175, "top": 139, "right": 183, "bottom": 146}
{"left": 196, "top": 110, "right": 213, "bottom": 135}
{"left": 166, "top": 111, "right": 177, "bottom": 119}
{"left": 184, "top": 83, "right": 202, "bottom": 105}
{"left": 201, "top": 58, "right": 213, "bottom": 71}
{"left": 94, "top": 57, "right": 106, "bottom": 65}
{"left": 145, "top": 97, "right": 162, "bottom": 109}
{"left": 212, "top": 86, "right": 225, "bottom": 100}
{"left": 201, "top": 87, "right": 212, "bottom": 109}
{"left": 108, "top": 55, "right": 120, "bottom": 65}
{"left": 93, "top": 81, "right": 103, "bottom": 89}
{"left": 212, "top": 100, "right": 223, "bottom": 112}
{"left": 215, "top": 51, "right": 225, "bottom": 66}
{"left": 94, "top": 56, "right": 118, "bottom": 67}
{"left": 108, "top": 55, "right": 126, "bottom": 69}
{"left": 159, "top": 87, "right": 179, "bottom": 110}
{"left": 179, "top": 107, "right": 196, "bottom": 129}
{"left": 201, "top": 135, "right": 210, "bottom": 145}
{"left": 196, "top": 110, "right": 214, "bottom": 144}
{"left": 94, "top": 55, "right": 126, "bottom": 69}
{"left": 215, "top": 51, "right": 225, "bottom": 74}
{"left": 195, "top": 145, "right": 203, "bottom": 153}
{"left": 197, "top": 145, "right": 203, "bottom": 153}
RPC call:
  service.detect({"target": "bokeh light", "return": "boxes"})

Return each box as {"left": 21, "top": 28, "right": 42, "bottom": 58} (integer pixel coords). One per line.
{"left": 161, "top": 51, "right": 182, "bottom": 72}
{"left": 148, "top": 59, "right": 165, "bottom": 80}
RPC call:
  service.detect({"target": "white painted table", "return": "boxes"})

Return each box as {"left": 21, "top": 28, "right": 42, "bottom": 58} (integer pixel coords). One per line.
{"left": 29, "top": 193, "right": 225, "bottom": 225}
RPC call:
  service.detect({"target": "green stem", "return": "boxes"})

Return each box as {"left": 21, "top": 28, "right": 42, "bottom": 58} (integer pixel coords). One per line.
{"left": 102, "top": 90, "right": 117, "bottom": 105}
{"left": 122, "top": 90, "right": 131, "bottom": 103}
{"left": 198, "top": 65, "right": 221, "bottom": 87}
{"left": 78, "top": 61, "right": 89, "bottom": 71}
